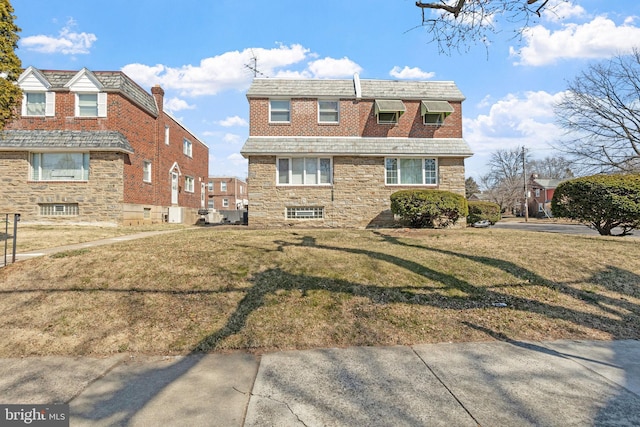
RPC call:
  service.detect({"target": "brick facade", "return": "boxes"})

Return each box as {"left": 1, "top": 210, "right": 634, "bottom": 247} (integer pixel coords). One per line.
{"left": 207, "top": 177, "right": 248, "bottom": 211}
{"left": 0, "top": 68, "right": 209, "bottom": 226}
{"left": 242, "top": 77, "right": 472, "bottom": 228}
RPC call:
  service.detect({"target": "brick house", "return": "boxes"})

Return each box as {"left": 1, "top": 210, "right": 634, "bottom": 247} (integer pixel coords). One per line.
{"left": 0, "top": 67, "right": 209, "bottom": 225}
{"left": 240, "top": 75, "right": 472, "bottom": 228}
{"left": 527, "top": 175, "right": 563, "bottom": 218}
{"left": 207, "top": 176, "right": 248, "bottom": 211}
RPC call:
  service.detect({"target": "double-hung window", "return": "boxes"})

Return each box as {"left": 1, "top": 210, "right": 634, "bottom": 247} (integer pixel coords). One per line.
{"left": 30, "top": 152, "right": 90, "bottom": 181}
{"left": 25, "top": 92, "right": 46, "bottom": 116}
{"left": 183, "top": 138, "right": 193, "bottom": 157}
{"left": 318, "top": 100, "right": 339, "bottom": 123}
{"left": 143, "top": 161, "right": 152, "bottom": 183}
{"left": 185, "top": 176, "right": 195, "bottom": 192}
{"left": 385, "top": 158, "right": 438, "bottom": 185}
{"left": 278, "top": 157, "right": 332, "bottom": 185}
{"left": 221, "top": 181, "right": 227, "bottom": 192}
{"left": 269, "top": 100, "right": 290, "bottom": 123}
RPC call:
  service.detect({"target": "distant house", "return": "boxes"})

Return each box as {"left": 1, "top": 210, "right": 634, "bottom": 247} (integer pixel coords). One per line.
{"left": 207, "top": 176, "right": 248, "bottom": 211}
{"left": 0, "top": 67, "right": 209, "bottom": 225}
{"left": 241, "top": 75, "right": 473, "bottom": 228}
{"left": 527, "top": 175, "right": 563, "bottom": 218}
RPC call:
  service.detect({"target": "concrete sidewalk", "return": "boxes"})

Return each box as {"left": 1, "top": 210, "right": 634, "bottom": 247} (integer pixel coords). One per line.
{"left": 1, "top": 340, "right": 639, "bottom": 426}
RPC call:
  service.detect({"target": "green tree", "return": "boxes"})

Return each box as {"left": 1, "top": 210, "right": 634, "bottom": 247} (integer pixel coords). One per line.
{"left": 551, "top": 174, "right": 640, "bottom": 236}
{"left": 391, "top": 189, "right": 468, "bottom": 228}
{"left": 465, "top": 176, "right": 480, "bottom": 198}
{"left": 0, "top": 0, "right": 22, "bottom": 130}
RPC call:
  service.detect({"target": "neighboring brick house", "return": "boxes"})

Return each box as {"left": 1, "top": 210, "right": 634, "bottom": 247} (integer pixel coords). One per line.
{"left": 527, "top": 175, "right": 563, "bottom": 218}
{"left": 0, "top": 67, "right": 209, "bottom": 225}
{"left": 207, "top": 176, "right": 248, "bottom": 210}
{"left": 240, "top": 75, "right": 472, "bottom": 228}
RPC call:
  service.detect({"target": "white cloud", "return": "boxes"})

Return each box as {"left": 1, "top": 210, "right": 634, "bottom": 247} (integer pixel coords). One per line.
{"left": 223, "top": 133, "right": 242, "bottom": 144}
{"left": 511, "top": 16, "right": 640, "bottom": 66}
{"left": 464, "top": 90, "right": 566, "bottom": 158}
{"left": 20, "top": 18, "right": 96, "bottom": 55}
{"left": 306, "top": 57, "right": 362, "bottom": 78}
{"left": 542, "top": 0, "right": 586, "bottom": 23}
{"left": 389, "top": 66, "right": 435, "bottom": 80}
{"left": 218, "top": 116, "right": 248, "bottom": 127}
{"left": 164, "top": 97, "right": 195, "bottom": 113}
{"left": 123, "top": 44, "right": 310, "bottom": 96}
{"left": 227, "top": 153, "right": 247, "bottom": 163}
{"left": 123, "top": 45, "right": 364, "bottom": 95}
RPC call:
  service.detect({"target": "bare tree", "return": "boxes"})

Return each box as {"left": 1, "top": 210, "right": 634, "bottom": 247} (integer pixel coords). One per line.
{"left": 415, "top": 0, "right": 563, "bottom": 53}
{"left": 480, "top": 147, "right": 530, "bottom": 212}
{"left": 554, "top": 49, "right": 640, "bottom": 174}
{"left": 527, "top": 155, "right": 574, "bottom": 180}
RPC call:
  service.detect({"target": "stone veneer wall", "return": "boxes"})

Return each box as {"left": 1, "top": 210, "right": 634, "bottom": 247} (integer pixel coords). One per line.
{"left": 247, "top": 155, "right": 466, "bottom": 228}
{"left": 0, "top": 151, "right": 125, "bottom": 225}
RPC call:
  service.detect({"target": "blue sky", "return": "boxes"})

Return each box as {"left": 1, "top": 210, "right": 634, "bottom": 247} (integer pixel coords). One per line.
{"left": 12, "top": 0, "right": 640, "bottom": 181}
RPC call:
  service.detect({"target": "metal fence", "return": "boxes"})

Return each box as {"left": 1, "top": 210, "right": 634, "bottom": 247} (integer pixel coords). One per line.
{"left": 1, "top": 213, "right": 20, "bottom": 268}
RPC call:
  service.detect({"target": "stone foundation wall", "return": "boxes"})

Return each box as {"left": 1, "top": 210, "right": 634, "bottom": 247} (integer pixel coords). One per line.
{"left": 247, "top": 155, "right": 466, "bottom": 228}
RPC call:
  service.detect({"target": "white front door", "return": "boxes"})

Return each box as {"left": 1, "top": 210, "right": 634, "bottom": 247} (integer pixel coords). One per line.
{"left": 201, "top": 182, "right": 206, "bottom": 208}
{"left": 171, "top": 172, "right": 179, "bottom": 205}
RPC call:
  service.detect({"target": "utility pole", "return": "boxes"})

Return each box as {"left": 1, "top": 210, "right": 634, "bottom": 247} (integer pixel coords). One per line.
{"left": 522, "top": 146, "right": 529, "bottom": 222}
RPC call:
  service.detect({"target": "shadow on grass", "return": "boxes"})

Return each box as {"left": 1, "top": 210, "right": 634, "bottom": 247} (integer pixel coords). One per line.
{"left": 7, "top": 230, "right": 638, "bottom": 425}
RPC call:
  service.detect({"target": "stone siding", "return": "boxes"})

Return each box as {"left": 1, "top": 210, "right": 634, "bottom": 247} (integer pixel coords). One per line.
{"left": 0, "top": 151, "right": 125, "bottom": 225}
{"left": 247, "top": 155, "right": 466, "bottom": 228}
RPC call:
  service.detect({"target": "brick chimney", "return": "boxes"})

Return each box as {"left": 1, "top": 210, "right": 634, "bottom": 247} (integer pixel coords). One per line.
{"left": 151, "top": 84, "right": 164, "bottom": 116}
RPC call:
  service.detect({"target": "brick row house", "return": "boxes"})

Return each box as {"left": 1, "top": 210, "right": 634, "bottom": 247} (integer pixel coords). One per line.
{"left": 207, "top": 176, "right": 248, "bottom": 211}
{"left": 241, "top": 75, "right": 473, "bottom": 228}
{"left": 0, "top": 67, "right": 209, "bottom": 225}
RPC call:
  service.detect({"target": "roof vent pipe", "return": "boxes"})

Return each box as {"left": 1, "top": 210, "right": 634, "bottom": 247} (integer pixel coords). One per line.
{"left": 353, "top": 73, "right": 361, "bottom": 99}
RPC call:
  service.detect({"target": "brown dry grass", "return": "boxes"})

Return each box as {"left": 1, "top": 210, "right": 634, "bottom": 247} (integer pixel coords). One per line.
{"left": 1, "top": 227, "right": 639, "bottom": 357}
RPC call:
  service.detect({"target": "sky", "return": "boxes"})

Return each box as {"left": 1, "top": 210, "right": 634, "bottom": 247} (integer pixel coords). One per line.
{"left": 12, "top": 0, "right": 640, "bottom": 182}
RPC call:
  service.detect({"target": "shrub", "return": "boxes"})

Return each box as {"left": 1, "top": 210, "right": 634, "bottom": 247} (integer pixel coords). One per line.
{"left": 551, "top": 174, "right": 640, "bottom": 236}
{"left": 390, "top": 190, "right": 468, "bottom": 228}
{"left": 467, "top": 201, "right": 501, "bottom": 225}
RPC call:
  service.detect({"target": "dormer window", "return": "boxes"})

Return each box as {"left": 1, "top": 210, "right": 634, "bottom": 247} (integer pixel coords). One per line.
{"left": 65, "top": 68, "right": 107, "bottom": 117}
{"left": 421, "top": 100, "right": 453, "bottom": 126}
{"left": 25, "top": 92, "right": 45, "bottom": 116}
{"left": 375, "top": 100, "right": 405, "bottom": 124}
{"left": 18, "top": 67, "right": 55, "bottom": 117}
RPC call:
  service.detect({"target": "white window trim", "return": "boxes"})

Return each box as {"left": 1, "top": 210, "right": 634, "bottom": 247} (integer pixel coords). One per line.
{"left": 185, "top": 176, "right": 195, "bottom": 193}
{"left": 276, "top": 157, "right": 333, "bottom": 186}
{"left": 423, "top": 112, "right": 445, "bottom": 126}
{"left": 22, "top": 91, "right": 55, "bottom": 117}
{"left": 377, "top": 111, "right": 399, "bottom": 125}
{"left": 269, "top": 99, "right": 291, "bottom": 123}
{"left": 318, "top": 100, "right": 339, "bottom": 124}
{"left": 30, "top": 152, "right": 90, "bottom": 182}
{"left": 143, "top": 161, "right": 152, "bottom": 183}
{"left": 220, "top": 181, "right": 227, "bottom": 192}
{"left": 385, "top": 157, "right": 438, "bottom": 186}
{"left": 75, "top": 92, "right": 107, "bottom": 117}
{"left": 165, "top": 125, "right": 170, "bottom": 145}
{"left": 183, "top": 138, "right": 193, "bottom": 157}
{"left": 222, "top": 198, "right": 229, "bottom": 208}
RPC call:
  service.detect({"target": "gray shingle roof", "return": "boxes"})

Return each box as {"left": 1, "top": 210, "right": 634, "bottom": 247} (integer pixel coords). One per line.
{"left": 38, "top": 69, "right": 158, "bottom": 116}
{"left": 241, "top": 137, "right": 472, "bottom": 157}
{"left": 246, "top": 77, "right": 465, "bottom": 101}
{"left": 0, "top": 130, "right": 134, "bottom": 153}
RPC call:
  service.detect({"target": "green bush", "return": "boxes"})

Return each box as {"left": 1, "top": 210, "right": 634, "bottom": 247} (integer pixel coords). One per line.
{"left": 551, "top": 174, "right": 640, "bottom": 236}
{"left": 390, "top": 190, "right": 468, "bottom": 228}
{"left": 467, "top": 201, "right": 501, "bottom": 225}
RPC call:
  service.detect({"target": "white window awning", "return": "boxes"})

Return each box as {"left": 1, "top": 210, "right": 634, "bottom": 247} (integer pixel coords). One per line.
{"left": 421, "top": 100, "right": 454, "bottom": 115}
{"left": 375, "top": 99, "right": 406, "bottom": 114}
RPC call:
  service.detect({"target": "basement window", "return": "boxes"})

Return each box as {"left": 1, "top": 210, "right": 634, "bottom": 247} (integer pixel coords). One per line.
{"left": 39, "top": 203, "right": 79, "bottom": 216}
{"left": 286, "top": 207, "right": 324, "bottom": 219}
